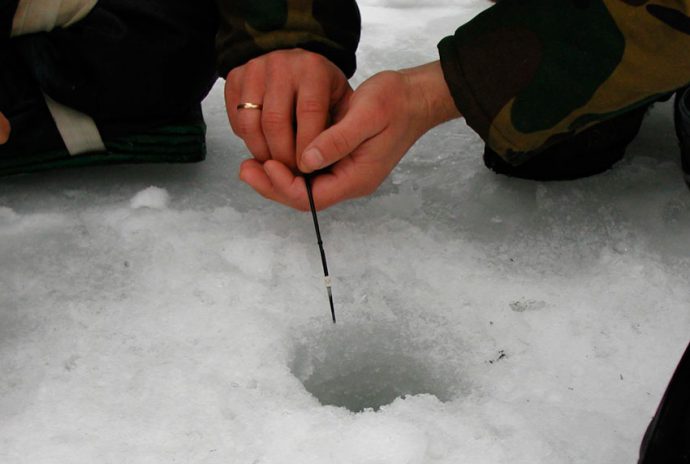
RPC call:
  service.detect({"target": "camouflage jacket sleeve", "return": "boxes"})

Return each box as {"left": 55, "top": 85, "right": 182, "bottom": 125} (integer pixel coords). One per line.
{"left": 214, "top": 0, "right": 361, "bottom": 78}
{"left": 438, "top": 0, "right": 690, "bottom": 165}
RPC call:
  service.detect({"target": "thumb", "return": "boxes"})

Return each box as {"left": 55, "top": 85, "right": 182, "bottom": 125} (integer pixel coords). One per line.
{"left": 298, "top": 98, "right": 385, "bottom": 173}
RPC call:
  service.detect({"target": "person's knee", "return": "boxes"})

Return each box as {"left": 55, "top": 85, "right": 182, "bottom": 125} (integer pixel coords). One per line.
{"left": 23, "top": 1, "right": 218, "bottom": 123}
{"left": 0, "top": 112, "right": 9, "bottom": 144}
{"left": 483, "top": 104, "right": 650, "bottom": 181}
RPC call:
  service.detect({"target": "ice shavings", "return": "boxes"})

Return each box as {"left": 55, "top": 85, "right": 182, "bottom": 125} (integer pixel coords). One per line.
{"left": 129, "top": 186, "right": 170, "bottom": 210}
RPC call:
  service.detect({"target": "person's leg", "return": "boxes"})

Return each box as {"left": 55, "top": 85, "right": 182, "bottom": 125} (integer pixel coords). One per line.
{"left": 639, "top": 342, "right": 690, "bottom": 464}
{"left": 483, "top": 104, "right": 650, "bottom": 181}
{"left": 675, "top": 86, "right": 690, "bottom": 189}
{"left": 0, "top": 0, "right": 219, "bottom": 175}
{"left": 1, "top": 0, "right": 18, "bottom": 145}
{"left": 0, "top": 38, "right": 64, "bottom": 156}
{"left": 12, "top": 0, "right": 218, "bottom": 139}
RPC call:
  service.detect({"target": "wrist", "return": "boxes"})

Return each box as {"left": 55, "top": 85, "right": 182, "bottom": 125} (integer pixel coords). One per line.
{"left": 401, "top": 61, "right": 461, "bottom": 131}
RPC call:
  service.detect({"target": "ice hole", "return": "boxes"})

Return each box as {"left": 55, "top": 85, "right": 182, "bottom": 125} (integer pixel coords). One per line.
{"left": 299, "top": 352, "right": 446, "bottom": 412}
{"left": 291, "top": 321, "right": 457, "bottom": 413}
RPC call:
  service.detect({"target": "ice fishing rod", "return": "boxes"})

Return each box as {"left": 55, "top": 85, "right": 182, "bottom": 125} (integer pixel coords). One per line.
{"left": 304, "top": 174, "right": 336, "bottom": 324}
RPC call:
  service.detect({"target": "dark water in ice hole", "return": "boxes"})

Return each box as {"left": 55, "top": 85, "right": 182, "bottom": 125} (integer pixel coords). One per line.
{"left": 300, "top": 353, "right": 450, "bottom": 412}
{"left": 291, "top": 323, "right": 458, "bottom": 413}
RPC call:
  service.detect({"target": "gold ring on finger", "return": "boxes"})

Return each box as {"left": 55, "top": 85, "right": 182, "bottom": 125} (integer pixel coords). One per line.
{"left": 237, "top": 102, "right": 263, "bottom": 110}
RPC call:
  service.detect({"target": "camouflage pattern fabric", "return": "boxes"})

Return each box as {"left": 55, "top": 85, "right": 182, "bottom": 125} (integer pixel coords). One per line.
{"left": 438, "top": 0, "right": 690, "bottom": 165}
{"left": 214, "top": 0, "right": 361, "bottom": 78}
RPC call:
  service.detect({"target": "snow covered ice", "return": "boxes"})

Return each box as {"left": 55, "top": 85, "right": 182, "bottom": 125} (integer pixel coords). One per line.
{"left": 1, "top": 2, "right": 689, "bottom": 463}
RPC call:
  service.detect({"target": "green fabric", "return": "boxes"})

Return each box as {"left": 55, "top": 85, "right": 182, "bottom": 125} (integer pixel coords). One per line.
{"left": 438, "top": 0, "right": 690, "bottom": 164}
{"left": 214, "top": 0, "right": 361, "bottom": 78}
{"left": 0, "top": 121, "right": 206, "bottom": 177}
{"left": 240, "top": 0, "right": 287, "bottom": 32}
{"left": 507, "top": 1, "right": 624, "bottom": 133}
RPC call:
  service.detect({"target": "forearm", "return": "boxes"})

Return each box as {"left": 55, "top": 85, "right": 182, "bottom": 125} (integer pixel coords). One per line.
{"left": 214, "top": 0, "right": 361, "bottom": 78}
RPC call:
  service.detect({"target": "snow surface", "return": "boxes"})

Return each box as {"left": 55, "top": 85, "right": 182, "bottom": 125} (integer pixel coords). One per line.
{"left": 1, "top": 2, "right": 689, "bottom": 463}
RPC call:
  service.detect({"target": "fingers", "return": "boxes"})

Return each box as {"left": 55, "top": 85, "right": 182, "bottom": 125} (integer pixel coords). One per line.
{"left": 228, "top": 59, "right": 298, "bottom": 167}
{"left": 294, "top": 82, "right": 330, "bottom": 172}
{"left": 0, "top": 112, "right": 9, "bottom": 145}
{"left": 239, "top": 154, "right": 380, "bottom": 212}
{"left": 262, "top": 60, "right": 296, "bottom": 170}
{"left": 295, "top": 61, "right": 351, "bottom": 170}
{"left": 239, "top": 159, "right": 311, "bottom": 211}
{"left": 299, "top": 99, "right": 386, "bottom": 174}
{"left": 239, "top": 158, "right": 360, "bottom": 211}
{"left": 237, "top": 69, "right": 421, "bottom": 212}
{"left": 226, "top": 61, "right": 271, "bottom": 161}
{"left": 238, "top": 159, "right": 273, "bottom": 197}
{"left": 228, "top": 50, "right": 351, "bottom": 173}
{"left": 263, "top": 160, "right": 310, "bottom": 210}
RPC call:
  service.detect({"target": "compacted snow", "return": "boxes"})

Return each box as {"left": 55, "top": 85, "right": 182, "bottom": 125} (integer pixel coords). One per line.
{"left": 1, "top": 2, "right": 689, "bottom": 463}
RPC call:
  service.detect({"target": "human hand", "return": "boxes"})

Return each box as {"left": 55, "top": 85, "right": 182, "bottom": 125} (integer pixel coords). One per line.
{"left": 0, "top": 112, "right": 9, "bottom": 145}
{"left": 226, "top": 49, "right": 352, "bottom": 171}
{"left": 239, "top": 61, "right": 461, "bottom": 210}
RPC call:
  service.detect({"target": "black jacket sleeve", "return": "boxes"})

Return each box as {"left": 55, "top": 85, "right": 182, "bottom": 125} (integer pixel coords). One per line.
{"left": 214, "top": 0, "right": 361, "bottom": 78}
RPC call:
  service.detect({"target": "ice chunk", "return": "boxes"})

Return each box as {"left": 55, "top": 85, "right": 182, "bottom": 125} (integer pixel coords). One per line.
{"left": 129, "top": 186, "right": 170, "bottom": 210}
